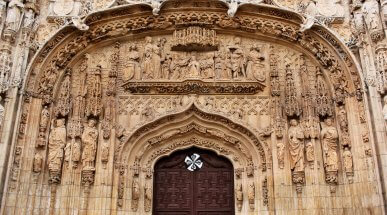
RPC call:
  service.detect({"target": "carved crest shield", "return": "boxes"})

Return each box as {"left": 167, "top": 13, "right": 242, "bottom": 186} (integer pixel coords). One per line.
{"left": 123, "top": 62, "right": 136, "bottom": 82}
{"left": 53, "top": 0, "right": 74, "bottom": 16}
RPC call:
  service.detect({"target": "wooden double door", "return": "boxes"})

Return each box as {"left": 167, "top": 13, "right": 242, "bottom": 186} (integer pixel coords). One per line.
{"left": 153, "top": 147, "right": 235, "bottom": 215}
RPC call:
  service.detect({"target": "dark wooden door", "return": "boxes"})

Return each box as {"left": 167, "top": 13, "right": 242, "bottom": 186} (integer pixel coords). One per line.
{"left": 153, "top": 147, "right": 235, "bottom": 215}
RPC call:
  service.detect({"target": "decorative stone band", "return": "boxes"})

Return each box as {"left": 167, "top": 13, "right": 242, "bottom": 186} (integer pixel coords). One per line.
{"left": 122, "top": 80, "right": 265, "bottom": 94}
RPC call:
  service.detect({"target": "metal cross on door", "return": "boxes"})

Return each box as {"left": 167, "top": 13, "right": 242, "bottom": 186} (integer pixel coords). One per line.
{"left": 153, "top": 147, "right": 235, "bottom": 215}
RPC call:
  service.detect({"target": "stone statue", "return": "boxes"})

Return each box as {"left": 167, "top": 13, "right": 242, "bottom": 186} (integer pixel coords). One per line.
{"left": 0, "top": 96, "right": 4, "bottom": 128}
{"left": 246, "top": 45, "right": 265, "bottom": 82}
{"left": 383, "top": 95, "right": 387, "bottom": 123}
{"left": 131, "top": 178, "right": 140, "bottom": 211}
{"left": 362, "top": 0, "right": 382, "bottom": 31}
{"left": 343, "top": 146, "right": 353, "bottom": 173}
{"left": 4, "top": 0, "right": 24, "bottom": 33}
{"left": 23, "top": 8, "right": 35, "bottom": 30}
{"left": 236, "top": 183, "right": 243, "bottom": 211}
{"left": 248, "top": 182, "right": 255, "bottom": 210}
{"left": 33, "top": 153, "right": 43, "bottom": 173}
{"left": 48, "top": 118, "right": 67, "bottom": 173}
{"left": 288, "top": 119, "right": 305, "bottom": 172}
{"left": 40, "top": 106, "right": 50, "bottom": 129}
{"left": 200, "top": 53, "right": 215, "bottom": 79}
{"left": 144, "top": 183, "right": 152, "bottom": 212}
{"left": 337, "top": 105, "right": 348, "bottom": 132}
{"left": 142, "top": 37, "right": 161, "bottom": 79}
{"left": 81, "top": 119, "right": 98, "bottom": 170}
{"left": 214, "top": 49, "right": 230, "bottom": 79}
{"left": 277, "top": 141, "right": 285, "bottom": 169}
{"left": 72, "top": 141, "right": 81, "bottom": 167}
{"left": 124, "top": 44, "right": 140, "bottom": 81}
{"left": 227, "top": 37, "right": 245, "bottom": 79}
{"left": 321, "top": 118, "right": 339, "bottom": 172}
{"left": 64, "top": 141, "right": 71, "bottom": 167}
{"left": 187, "top": 55, "right": 200, "bottom": 78}
{"left": 161, "top": 53, "right": 172, "bottom": 79}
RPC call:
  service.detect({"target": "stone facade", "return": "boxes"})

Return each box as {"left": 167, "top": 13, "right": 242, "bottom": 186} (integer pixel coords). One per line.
{"left": 0, "top": 0, "right": 386, "bottom": 214}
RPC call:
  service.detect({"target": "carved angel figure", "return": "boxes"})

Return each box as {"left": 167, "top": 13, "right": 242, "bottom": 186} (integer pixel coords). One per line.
{"left": 48, "top": 118, "right": 67, "bottom": 172}
{"left": 321, "top": 118, "right": 339, "bottom": 172}
{"left": 81, "top": 119, "right": 98, "bottom": 170}
{"left": 246, "top": 45, "right": 265, "bottom": 82}
{"left": 288, "top": 119, "right": 305, "bottom": 172}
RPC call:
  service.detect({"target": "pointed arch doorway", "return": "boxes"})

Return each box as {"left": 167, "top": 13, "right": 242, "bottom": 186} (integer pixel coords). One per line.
{"left": 153, "top": 147, "right": 235, "bottom": 215}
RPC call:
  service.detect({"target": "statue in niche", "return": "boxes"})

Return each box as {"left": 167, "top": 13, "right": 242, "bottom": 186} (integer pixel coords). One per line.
{"left": 246, "top": 45, "right": 265, "bottom": 82}
{"left": 33, "top": 153, "right": 43, "bottom": 173}
{"left": 124, "top": 44, "right": 140, "bottom": 81}
{"left": 4, "top": 0, "right": 24, "bottom": 33}
{"left": 200, "top": 53, "right": 215, "bottom": 79}
{"left": 337, "top": 105, "right": 348, "bottom": 132}
{"left": 161, "top": 53, "right": 172, "bottom": 79}
{"left": 321, "top": 118, "right": 339, "bottom": 172}
{"left": 248, "top": 182, "right": 255, "bottom": 210}
{"left": 362, "top": 0, "right": 382, "bottom": 31}
{"left": 40, "top": 106, "right": 50, "bottom": 129}
{"left": 131, "top": 178, "right": 140, "bottom": 211}
{"left": 144, "top": 182, "right": 152, "bottom": 212}
{"left": 0, "top": 96, "right": 4, "bottom": 128}
{"left": 227, "top": 37, "right": 246, "bottom": 79}
{"left": 142, "top": 37, "right": 162, "bottom": 79}
{"left": 288, "top": 119, "right": 305, "bottom": 172}
{"left": 22, "top": 7, "right": 35, "bottom": 30}
{"left": 72, "top": 141, "right": 81, "bottom": 168}
{"left": 214, "top": 49, "right": 230, "bottom": 79}
{"left": 343, "top": 146, "right": 353, "bottom": 173}
{"left": 187, "top": 55, "right": 201, "bottom": 78}
{"left": 277, "top": 141, "right": 285, "bottom": 169}
{"left": 48, "top": 118, "right": 66, "bottom": 173}
{"left": 236, "top": 183, "right": 243, "bottom": 211}
{"left": 81, "top": 119, "right": 98, "bottom": 170}
{"left": 383, "top": 95, "right": 387, "bottom": 124}
{"left": 64, "top": 142, "right": 71, "bottom": 168}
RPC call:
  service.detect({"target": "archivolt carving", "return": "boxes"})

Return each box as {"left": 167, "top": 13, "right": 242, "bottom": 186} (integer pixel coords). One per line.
{"left": 118, "top": 104, "right": 268, "bottom": 171}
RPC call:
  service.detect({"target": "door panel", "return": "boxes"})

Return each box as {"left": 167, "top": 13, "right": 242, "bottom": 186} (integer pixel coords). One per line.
{"left": 153, "top": 147, "right": 234, "bottom": 215}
